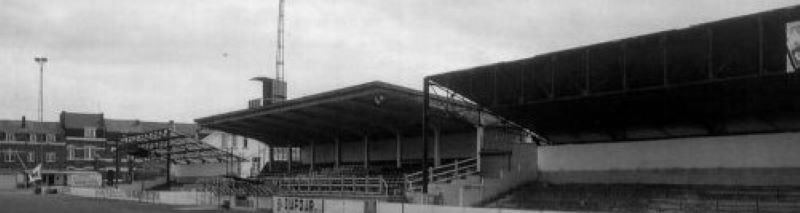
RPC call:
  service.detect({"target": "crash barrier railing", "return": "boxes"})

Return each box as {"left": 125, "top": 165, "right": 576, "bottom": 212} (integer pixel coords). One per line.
{"left": 201, "top": 175, "right": 399, "bottom": 198}
{"left": 260, "top": 175, "right": 391, "bottom": 197}
{"left": 199, "top": 177, "right": 274, "bottom": 196}
{"left": 405, "top": 157, "right": 479, "bottom": 192}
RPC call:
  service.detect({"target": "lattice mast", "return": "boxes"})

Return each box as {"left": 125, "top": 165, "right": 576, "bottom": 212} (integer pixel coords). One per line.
{"left": 275, "top": 0, "right": 285, "bottom": 83}
{"left": 250, "top": 0, "right": 287, "bottom": 107}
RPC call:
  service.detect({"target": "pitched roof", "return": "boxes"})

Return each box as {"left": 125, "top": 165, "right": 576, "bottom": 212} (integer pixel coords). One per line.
{"left": 105, "top": 119, "right": 199, "bottom": 135}
{"left": 61, "top": 112, "right": 104, "bottom": 129}
{"left": 0, "top": 120, "right": 61, "bottom": 133}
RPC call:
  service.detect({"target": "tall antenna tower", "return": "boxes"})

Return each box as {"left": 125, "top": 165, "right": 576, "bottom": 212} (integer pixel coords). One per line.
{"left": 275, "top": 0, "right": 285, "bottom": 82}
{"left": 250, "top": 0, "right": 287, "bottom": 107}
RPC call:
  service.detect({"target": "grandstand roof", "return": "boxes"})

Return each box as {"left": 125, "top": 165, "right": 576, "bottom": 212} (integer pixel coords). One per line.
{"left": 428, "top": 5, "right": 800, "bottom": 144}
{"left": 195, "top": 81, "right": 477, "bottom": 146}
{"left": 120, "top": 128, "right": 243, "bottom": 164}
{"left": 105, "top": 119, "right": 198, "bottom": 135}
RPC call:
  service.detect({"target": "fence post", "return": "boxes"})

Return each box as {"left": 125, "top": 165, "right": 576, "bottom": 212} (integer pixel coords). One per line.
{"left": 429, "top": 167, "right": 434, "bottom": 183}
{"left": 756, "top": 199, "right": 759, "bottom": 213}
{"left": 454, "top": 161, "right": 460, "bottom": 180}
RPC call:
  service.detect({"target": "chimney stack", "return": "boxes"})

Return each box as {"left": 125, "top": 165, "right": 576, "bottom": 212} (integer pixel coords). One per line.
{"left": 21, "top": 116, "right": 26, "bottom": 128}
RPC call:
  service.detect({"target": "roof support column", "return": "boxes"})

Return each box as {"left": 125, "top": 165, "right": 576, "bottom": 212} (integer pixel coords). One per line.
{"left": 421, "top": 77, "right": 430, "bottom": 193}
{"left": 166, "top": 146, "right": 172, "bottom": 187}
{"left": 310, "top": 141, "right": 316, "bottom": 172}
{"left": 395, "top": 131, "right": 402, "bottom": 169}
{"left": 334, "top": 137, "right": 341, "bottom": 169}
{"left": 128, "top": 155, "right": 134, "bottom": 182}
{"left": 433, "top": 127, "right": 441, "bottom": 167}
{"left": 268, "top": 147, "right": 274, "bottom": 172}
{"left": 476, "top": 113, "right": 484, "bottom": 173}
{"left": 363, "top": 135, "right": 370, "bottom": 169}
{"left": 288, "top": 147, "right": 293, "bottom": 174}
{"left": 115, "top": 137, "right": 122, "bottom": 187}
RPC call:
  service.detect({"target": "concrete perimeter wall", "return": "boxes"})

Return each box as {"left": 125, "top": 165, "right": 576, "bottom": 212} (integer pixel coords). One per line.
{"left": 61, "top": 186, "right": 221, "bottom": 206}
{"left": 538, "top": 132, "right": 800, "bottom": 185}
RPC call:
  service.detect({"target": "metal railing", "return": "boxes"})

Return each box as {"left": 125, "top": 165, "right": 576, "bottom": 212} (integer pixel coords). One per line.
{"left": 405, "top": 157, "right": 479, "bottom": 192}
{"left": 263, "top": 176, "right": 390, "bottom": 197}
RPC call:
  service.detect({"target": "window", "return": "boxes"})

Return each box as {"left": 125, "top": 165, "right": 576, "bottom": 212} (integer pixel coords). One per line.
{"left": 72, "top": 147, "right": 87, "bottom": 160}
{"left": 46, "top": 134, "right": 56, "bottom": 142}
{"left": 243, "top": 138, "right": 248, "bottom": 149}
{"left": 232, "top": 135, "right": 238, "bottom": 148}
{"left": 4, "top": 150, "right": 14, "bottom": 162}
{"left": 28, "top": 152, "right": 34, "bottom": 162}
{"left": 90, "top": 147, "right": 103, "bottom": 159}
{"left": 36, "top": 134, "right": 46, "bottom": 143}
{"left": 0, "top": 132, "right": 6, "bottom": 141}
{"left": 83, "top": 127, "right": 96, "bottom": 138}
{"left": 14, "top": 133, "right": 28, "bottom": 142}
{"left": 46, "top": 152, "right": 56, "bottom": 162}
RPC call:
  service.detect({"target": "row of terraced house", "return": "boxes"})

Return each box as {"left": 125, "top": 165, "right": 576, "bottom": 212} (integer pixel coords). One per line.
{"left": 0, "top": 111, "right": 276, "bottom": 187}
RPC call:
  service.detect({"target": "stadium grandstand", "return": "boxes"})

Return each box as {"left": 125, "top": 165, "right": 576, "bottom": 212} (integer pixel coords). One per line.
{"left": 195, "top": 81, "right": 538, "bottom": 204}
{"left": 425, "top": 4, "right": 800, "bottom": 212}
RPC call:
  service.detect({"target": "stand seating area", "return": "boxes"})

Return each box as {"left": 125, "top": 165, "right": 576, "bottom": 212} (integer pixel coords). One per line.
{"left": 484, "top": 183, "right": 800, "bottom": 213}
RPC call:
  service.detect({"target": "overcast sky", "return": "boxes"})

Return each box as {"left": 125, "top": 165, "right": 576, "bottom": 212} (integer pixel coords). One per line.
{"left": 2, "top": 0, "right": 800, "bottom": 122}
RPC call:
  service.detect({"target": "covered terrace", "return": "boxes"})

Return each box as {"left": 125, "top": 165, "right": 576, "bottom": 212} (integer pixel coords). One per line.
{"left": 195, "top": 81, "right": 485, "bottom": 174}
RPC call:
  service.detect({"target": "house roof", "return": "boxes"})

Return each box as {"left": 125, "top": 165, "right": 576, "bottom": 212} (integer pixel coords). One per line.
{"left": 105, "top": 119, "right": 199, "bottom": 135}
{"left": 61, "top": 112, "right": 104, "bottom": 129}
{"left": 0, "top": 120, "right": 60, "bottom": 133}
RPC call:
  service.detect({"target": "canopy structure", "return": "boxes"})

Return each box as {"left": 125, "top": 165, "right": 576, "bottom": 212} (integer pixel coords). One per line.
{"left": 195, "top": 81, "right": 479, "bottom": 147}
{"left": 428, "top": 5, "right": 800, "bottom": 144}
{"left": 120, "top": 128, "right": 244, "bottom": 164}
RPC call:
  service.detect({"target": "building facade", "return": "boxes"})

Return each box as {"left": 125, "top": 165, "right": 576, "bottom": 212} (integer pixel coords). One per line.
{"left": 0, "top": 118, "right": 66, "bottom": 171}
{"left": 0, "top": 111, "right": 271, "bottom": 184}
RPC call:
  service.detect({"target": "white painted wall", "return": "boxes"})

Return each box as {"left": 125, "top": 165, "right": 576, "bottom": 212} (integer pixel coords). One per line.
{"left": 172, "top": 131, "right": 268, "bottom": 178}
{"left": 538, "top": 132, "right": 800, "bottom": 171}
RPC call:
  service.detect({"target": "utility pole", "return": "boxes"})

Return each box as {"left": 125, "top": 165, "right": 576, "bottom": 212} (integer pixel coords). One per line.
{"left": 34, "top": 56, "right": 47, "bottom": 166}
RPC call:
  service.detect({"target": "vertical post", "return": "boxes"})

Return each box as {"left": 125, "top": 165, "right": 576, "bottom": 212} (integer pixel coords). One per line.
{"left": 334, "top": 137, "right": 341, "bottom": 168}
{"left": 758, "top": 16, "right": 764, "bottom": 74}
{"left": 476, "top": 113, "right": 484, "bottom": 173}
{"left": 287, "top": 147, "right": 293, "bottom": 174}
{"left": 550, "top": 56, "right": 557, "bottom": 98}
{"left": 115, "top": 136, "right": 123, "bottom": 187}
{"left": 621, "top": 42, "right": 628, "bottom": 90}
{"left": 34, "top": 57, "right": 46, "bottom": 167}
{"left": 662, "top": 35, "right": 669, "bottom": 86}
{"left": 166, "top": 124, "right": 173, "bottom": 188}
{"left": 395, "top": 131, "right": 402, "bottom": 168}
{"left": 433, "top": 127, "right": 441, "bottom": 167}
{"left": 167, "top": 146, "right": 172, "bottom": 186}
{"left": 422, "top": 77, "right": 430, "bottom": 193}
{"left": 310, "top": 141, "right": 316, "bottom": 172}
{"left": 128, "top": 156, "right": 134, "bottom": 183}
{"left": 268, "top": 147, "right": 274, "bottom": 172}
{"left": 707, "top": 28, "right": 715, "bottom": 79}
{"left": 363, "top": 135, "right": 369, "bottom": 169}
{"left": 585, "top": 49, "right": 591, "bottom": 95}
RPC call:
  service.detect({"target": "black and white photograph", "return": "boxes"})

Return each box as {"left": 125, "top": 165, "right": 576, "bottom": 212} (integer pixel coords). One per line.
{"left": 3, "top": 1, "right": 800, "bottom": 212}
